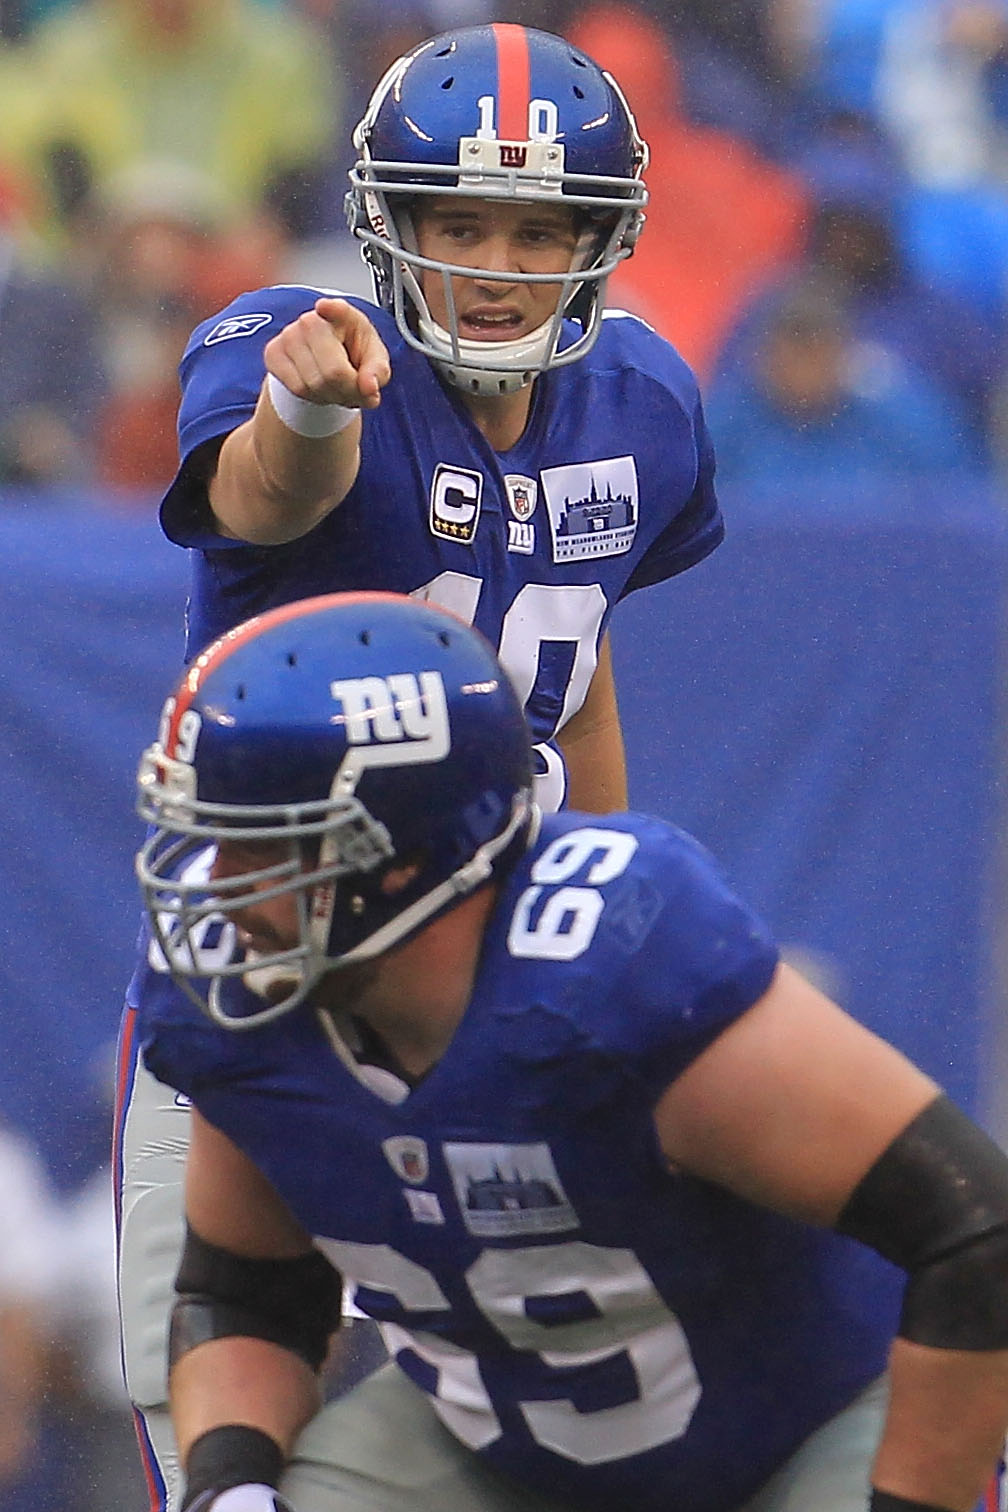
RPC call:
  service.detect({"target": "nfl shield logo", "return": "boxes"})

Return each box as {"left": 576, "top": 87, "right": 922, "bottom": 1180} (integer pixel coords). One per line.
{"left": 504, "top": 474, "right": 537, "bottom": 523}
{"left": 382, "top": 1135, "right": 429, "bottom": 1184}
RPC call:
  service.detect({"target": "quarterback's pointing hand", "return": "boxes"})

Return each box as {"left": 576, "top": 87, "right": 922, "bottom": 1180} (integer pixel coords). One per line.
{"left": 264, "top": 297, "right": 391, "bottom": 411}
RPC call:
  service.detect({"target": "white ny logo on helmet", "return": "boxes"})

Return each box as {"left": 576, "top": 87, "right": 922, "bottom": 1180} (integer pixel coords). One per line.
{"left": 330, "top": 671, "right": 450, "bottom": 775}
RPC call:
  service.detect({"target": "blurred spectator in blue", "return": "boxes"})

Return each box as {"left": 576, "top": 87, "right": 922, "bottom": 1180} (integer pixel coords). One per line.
{"left": 870, "top": 1, "right": 1008, "bottom": 313}
{"left": 877, "top": 0, "right": 1008, "bottom": 186}
{"left": 641, "top": 0, "right": 825, "bottom": 163}
{"left": 0, "top": 170, "right": 107, "bottom": 487}
{"left": 569, "top": 2, "right": 809, "bottom": 381}
{"left": 897, "top": 173, "right": 1008, "bottom": 312}
{"left": 28, "top": 0, "right": 339, "bottom": 242}
{"left": 706, "top": 272, "right": 981, "bottom": 494}
{"left": 797, "top": 0, "right": 906, "bottom": 117}
{"left": 718, "top": 130, "right": 1003, "bottom": 469}
{"left": 788, "top": 2, "right": 1008, "bottom": 315}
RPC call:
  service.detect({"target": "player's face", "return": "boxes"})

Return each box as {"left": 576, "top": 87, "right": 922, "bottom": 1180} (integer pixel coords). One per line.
{"left": 210, "top": 838, "right": 302, "bottom": 955}
{"left": 412, "top": 198, "right": 580, "bottom": 339}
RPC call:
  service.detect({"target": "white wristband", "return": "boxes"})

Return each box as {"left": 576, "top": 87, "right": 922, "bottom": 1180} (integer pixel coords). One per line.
{"left": 203, "top": 1488, "right": 285, "bottom": 1512}
{"left": 265, "top": 373, "right": 357, "bottom": 438}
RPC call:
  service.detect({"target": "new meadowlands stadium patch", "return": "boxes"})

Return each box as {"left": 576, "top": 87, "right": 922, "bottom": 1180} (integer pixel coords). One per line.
{"left": 539, "top": 457, "right": 638, "bottom": 562}
{"left": 443, "top": 1142, "right": 578, "bottom": 1237}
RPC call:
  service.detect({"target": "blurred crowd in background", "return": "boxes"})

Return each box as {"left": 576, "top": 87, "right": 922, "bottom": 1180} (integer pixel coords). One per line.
{"left": 4, "top": 0, "right": 1008, "bottom": 1506}
{"left": 4, "top": 0, "right": 1008, "bottom": 494}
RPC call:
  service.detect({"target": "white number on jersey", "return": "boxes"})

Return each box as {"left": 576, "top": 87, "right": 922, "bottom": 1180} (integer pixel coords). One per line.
{"left": 315, "top": 1234, "right": 701, "bottom": 1462}
{"left": 508, "top": 828, "right": 638, "bottom": 960}
{"left": 146, "top": 845, "right": 236, "bottom": 976}
{"left": 411, "top": 573, "right": 606, "bottom": 813}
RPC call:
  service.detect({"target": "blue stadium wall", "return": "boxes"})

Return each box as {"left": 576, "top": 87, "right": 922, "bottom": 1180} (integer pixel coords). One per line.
{"left": 2, "top": 482, "right": 1006, "bottom": 1189}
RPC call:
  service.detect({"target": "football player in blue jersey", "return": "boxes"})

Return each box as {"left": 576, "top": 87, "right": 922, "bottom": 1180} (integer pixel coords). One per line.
{"left": 151, "top": 20, "right": 721, "bottom": 818}
{"left": 116, "top": 23, "right": 726, "bottom": 1509}
{"left": 133, "top": 591, "right": 1008, "bottom": 1512}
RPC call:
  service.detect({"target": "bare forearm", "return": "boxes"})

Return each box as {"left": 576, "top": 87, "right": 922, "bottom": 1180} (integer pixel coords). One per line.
{"left": 560, "top": 714, "right": 628, "bottom": 812}
{"left": 557, "top": 636, "right": 628, "bottom": 813}
{"left": 872, "top": 1338, "right": 1008, "bottom": 1510}
{"left": 171, "top": 1336, "right": 321, "bottom": 1466}
{"left": 209, "top": 388, "right": 361, "bottom": 544}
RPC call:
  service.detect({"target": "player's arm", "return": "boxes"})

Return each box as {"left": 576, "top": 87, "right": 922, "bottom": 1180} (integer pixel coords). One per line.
{"left": 556, "top": 634, "right": 628, "bottom": 813}
{"left": 654, "top": 961, "right": 1008, "bottom": 1512}
{"left": 208, "top": 297, "right": 391, "bottom": 544}
{"left": 169, "top": 1109, "right": 342, "bottom": 1508}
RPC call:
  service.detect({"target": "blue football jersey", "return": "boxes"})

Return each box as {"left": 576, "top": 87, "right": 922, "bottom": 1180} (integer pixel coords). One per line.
{"left": 160, "top": 287, "right": 723, "bottom": 805}
{"left": 138, "top": 811, "right": 901, "bottom": 1512}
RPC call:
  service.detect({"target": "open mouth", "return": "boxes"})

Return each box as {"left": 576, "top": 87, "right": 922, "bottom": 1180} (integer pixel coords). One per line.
{"left": 460, "top": 309, "right": 525, "bottom": 339}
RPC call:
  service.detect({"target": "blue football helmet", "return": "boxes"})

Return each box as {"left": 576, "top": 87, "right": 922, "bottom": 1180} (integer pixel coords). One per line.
{"left": 136, "top": 592, "right": 535, "bottom": 1030}
{"left": 345, "top": 23, "right": 649, "bottom": 395}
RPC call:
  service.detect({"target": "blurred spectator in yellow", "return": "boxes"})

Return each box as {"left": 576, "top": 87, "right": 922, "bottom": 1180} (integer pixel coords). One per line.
{"left": 28, "top": 0, "right": 339, "bottom": 237}
{"left": 568, "top": 3, "right": 808, "bottom": 381}
{"left": 0, "top": 18, "right": 71, "bottom": 251}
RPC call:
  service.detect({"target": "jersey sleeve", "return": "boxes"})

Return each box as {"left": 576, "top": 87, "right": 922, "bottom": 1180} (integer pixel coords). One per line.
{"left": 620, "top": 392, "right": 723, "bottom": 597}
{"left": 600, "top": 820, "right": 779, "bottom": 1097}
{"left": 158, "top": 287, "right": 381, "bottom": 550}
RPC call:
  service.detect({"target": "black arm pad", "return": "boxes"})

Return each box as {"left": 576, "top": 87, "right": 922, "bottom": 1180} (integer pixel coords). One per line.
{"left": 170, "top": 1224, "right": 342, "bottom": 1372}
{"left": 836, "top": 1094, "right": 1008, "bottom": 1349}
{"left": 182, "top": 1424, "right": 285, "bottom": 1508}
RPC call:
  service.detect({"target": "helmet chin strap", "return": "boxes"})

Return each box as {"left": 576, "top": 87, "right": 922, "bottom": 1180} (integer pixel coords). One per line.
{"left": 416, "top": 311, "right": 556, "bottom": 396}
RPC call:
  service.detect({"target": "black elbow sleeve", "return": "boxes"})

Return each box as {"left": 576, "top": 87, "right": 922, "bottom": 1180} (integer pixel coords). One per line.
{"left": 170, "top": 1224, "right": 343, "bottom": 1372}
{"left": 836, "top": 1094, "right": 1008, "bottom": 1350}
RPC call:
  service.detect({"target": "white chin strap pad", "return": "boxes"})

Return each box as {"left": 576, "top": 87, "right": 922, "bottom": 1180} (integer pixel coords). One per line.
{"left": 417, "top": 313, "right": 556, "bottom": 396}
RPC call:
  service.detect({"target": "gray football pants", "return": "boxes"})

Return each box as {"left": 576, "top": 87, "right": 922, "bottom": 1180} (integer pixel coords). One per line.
{"left": 281, "top": 1365, "right": 888, "bottom": 1512}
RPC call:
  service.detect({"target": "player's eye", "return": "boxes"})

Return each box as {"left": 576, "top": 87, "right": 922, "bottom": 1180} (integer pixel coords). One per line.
{"left": 521, "top": 223, "right": 575, "bottom": 248}
{"left": 440, "top": 220, "right": 478, "bottom": 240}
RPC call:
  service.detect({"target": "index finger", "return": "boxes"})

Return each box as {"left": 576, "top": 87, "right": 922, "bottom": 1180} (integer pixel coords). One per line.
{"left": 315, "top": 298, "right": 391, "bottom": 403}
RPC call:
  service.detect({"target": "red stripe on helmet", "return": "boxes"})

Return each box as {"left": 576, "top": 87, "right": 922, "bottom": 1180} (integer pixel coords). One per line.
{"left": 493, "top": 23, "right": 530, "bottom": 142}
{"left": 165, "top": 591, "right": 409, "bottom": 754}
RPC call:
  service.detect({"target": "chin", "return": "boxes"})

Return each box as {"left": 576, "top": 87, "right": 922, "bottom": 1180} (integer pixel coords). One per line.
{"left": 317, "top": 956, "right": 381, "bottom": 1013}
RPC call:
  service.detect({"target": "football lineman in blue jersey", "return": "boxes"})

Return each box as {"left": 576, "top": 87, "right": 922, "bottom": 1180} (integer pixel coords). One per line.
{"left": 134, "top": 592, "right": 1008, "bottom": 1512}
{"left": 117, "top": 23, "right": 726, "bottom": 1509}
